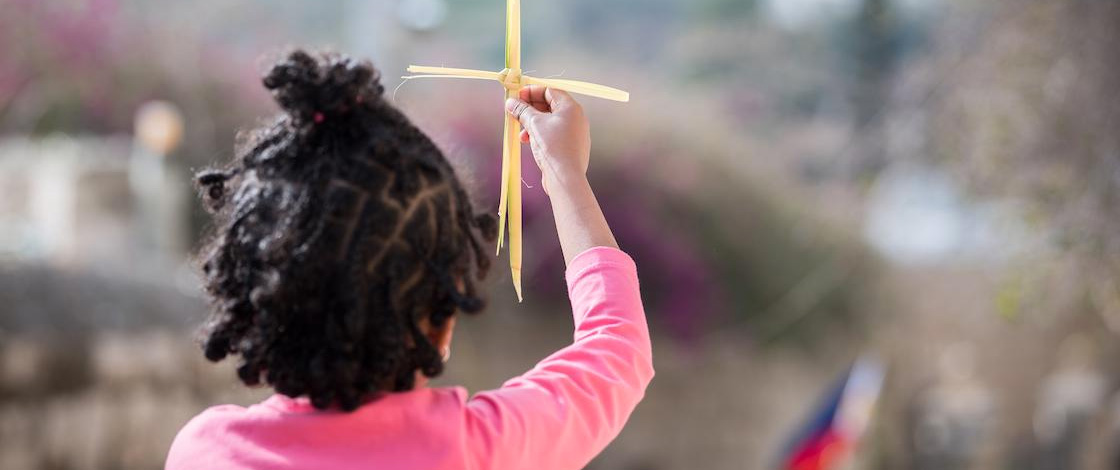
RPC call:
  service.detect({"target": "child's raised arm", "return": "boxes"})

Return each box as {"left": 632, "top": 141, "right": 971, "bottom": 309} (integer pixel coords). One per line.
{"left": 459, "top": 88, "right": 652, "bottom": 469}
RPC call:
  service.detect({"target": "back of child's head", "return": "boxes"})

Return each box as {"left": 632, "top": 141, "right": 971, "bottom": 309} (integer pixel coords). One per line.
{"left": 194, "top": 50, "right": 497, "bottom": 411}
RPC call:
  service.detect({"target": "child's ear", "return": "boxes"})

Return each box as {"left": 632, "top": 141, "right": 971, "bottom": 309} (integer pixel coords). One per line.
{"left": 426, "top": 315, "right": 457, "bottom": 352}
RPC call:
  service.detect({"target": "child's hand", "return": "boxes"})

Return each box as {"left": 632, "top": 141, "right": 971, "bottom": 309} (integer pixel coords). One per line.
{"left": 505, "top": 85, "right": 616, "bottom": 264}
{"left": 505, "top": 86, "right": 590, "bottom": 196}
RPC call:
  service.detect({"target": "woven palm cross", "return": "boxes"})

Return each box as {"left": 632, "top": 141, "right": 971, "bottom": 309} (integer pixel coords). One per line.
{"left": 403, "top": 0, "right": 629, "bottom": 301}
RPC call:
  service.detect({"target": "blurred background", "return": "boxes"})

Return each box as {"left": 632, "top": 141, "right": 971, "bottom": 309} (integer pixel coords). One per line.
{"left": 1, "top": 0, "right": 1119, "bottom": 468}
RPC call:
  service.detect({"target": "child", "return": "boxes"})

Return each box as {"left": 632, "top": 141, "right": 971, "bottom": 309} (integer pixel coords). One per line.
{"left": 165, "top": 50, "right": 653, "bottom": 469}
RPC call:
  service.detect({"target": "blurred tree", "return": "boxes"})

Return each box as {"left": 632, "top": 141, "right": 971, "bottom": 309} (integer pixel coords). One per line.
{"left": 566, "top": 0, "right": 682, "bottom": 63}
{"left": 0, "top": 0, "right": 269, "bottom": 168}
{"left": 690, "top": 0, "right": 760, "bottom": 22}
{"left": 935, "top": 1, "right": 1120, "bottom": 330}
{"left": 845, "top": 0, "right": 902, "bottom": 179}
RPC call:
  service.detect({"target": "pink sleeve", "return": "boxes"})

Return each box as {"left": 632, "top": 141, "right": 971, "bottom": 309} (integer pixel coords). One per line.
{"left": 464, "top": 247, "right": 655, "bottom": 470}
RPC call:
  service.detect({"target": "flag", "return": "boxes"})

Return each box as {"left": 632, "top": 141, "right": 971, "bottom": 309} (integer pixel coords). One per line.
{"left": 779, "top": 356, "right": 886, "bottom": 470}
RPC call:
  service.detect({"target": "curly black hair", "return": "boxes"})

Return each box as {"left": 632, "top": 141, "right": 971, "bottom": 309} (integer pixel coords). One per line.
{"left": 194, "top": 50, "right": 498, "bottom": 411}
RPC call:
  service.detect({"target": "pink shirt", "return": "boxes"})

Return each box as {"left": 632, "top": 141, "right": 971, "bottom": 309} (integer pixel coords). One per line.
{"left": 166, "top": 247, "right": 654, "bottom": 470}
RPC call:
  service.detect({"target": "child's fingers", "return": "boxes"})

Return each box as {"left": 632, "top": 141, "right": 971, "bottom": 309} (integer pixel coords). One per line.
{"left": 544, "top": 88, "right": 576, "bottom": 113}
{"left": 519, "top": 85, "right": 551, "bottom": 112}
{"left": 520, "top": 129, "right": 530, "bottom": 143}
{"left": 505, "top": 98, "right": 543, "bottom": 129}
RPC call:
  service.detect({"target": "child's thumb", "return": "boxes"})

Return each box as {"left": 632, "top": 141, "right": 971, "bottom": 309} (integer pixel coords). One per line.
{"left": 544, "top": 88, "right": 574, "bottom": 112}
{"left": 505, "top": 98, "right": 542, "bottom": 127}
